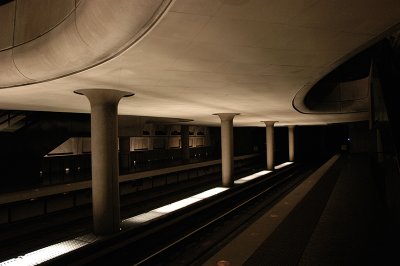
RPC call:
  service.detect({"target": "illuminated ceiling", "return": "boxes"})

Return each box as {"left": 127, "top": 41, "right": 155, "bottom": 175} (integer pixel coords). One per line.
{"left": 0, "top": 0, "right": 399, "bottom": 126}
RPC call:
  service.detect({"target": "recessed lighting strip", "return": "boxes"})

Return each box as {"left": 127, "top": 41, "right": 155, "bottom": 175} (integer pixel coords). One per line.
{"left": 274, "top": 161, "right": 294, "bottom": 170}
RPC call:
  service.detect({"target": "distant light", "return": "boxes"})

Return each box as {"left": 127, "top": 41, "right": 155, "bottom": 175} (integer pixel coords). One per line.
{"left": 234, "top": 170, "right": 271, "bottom": 184}
{"left": 274, "top": 162, "right": 294, "bottom": 170}
{"left": 217, "top": 260, "right": 231, "bottom": 266}
{"left": 347, "top": 138, "right": 351, "bottom": 141}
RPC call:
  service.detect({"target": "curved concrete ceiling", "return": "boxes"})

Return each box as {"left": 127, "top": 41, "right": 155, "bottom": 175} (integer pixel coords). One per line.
{"left": 0, "top": 0, "right": 172, "bottom": 87}
{"left": 0, "top": 0, "right": 400, "bottom": 127}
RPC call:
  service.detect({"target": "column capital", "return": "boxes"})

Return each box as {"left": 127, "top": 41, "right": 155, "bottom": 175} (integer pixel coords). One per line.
{"left": 213, "top": 113, "right": 240, "bottom": 121}
{"left": 288, "top": 125, "right": 296, "bottom": 129}
{"left": 73, "top": 88, "right": 133, "bottom": 235}
{"left": 262, "top": 121, "right": 278, "bottom": 127}
{"left": 75, "top": 88, "right": 134, "bottom": 105}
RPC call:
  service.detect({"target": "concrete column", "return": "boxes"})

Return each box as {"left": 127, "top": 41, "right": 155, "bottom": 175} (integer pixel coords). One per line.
{"left": 75, "top": 88, "right": 133, "bottom": 235}
{"left": 214, "top": 113, "right": 239, "bottom": 187}
{"left": 181, "top": 125, "right": 190, "bottom": 162}
{"left": 263, "top": 121, "right": 277, "bottom": 170}
{"left": 119, "top": 136, "right": 131, "bottom": 172}
{"left": 288, "top": 125, "right": 295, "bottom": 162}
{"left": 71, "top": 137, "right": 83, "bottom": 155}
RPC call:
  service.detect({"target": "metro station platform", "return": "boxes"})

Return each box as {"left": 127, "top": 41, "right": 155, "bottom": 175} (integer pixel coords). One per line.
{"left": 206, "top": 153, "right": 397, "bottom": 265}
{"left": 1, "top": 153, "right": 397, "bottom": 265}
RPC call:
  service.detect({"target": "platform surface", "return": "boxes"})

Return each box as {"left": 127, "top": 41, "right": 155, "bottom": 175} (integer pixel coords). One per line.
{"left": 206, "top": 154, "right": 394, "bottom": 265}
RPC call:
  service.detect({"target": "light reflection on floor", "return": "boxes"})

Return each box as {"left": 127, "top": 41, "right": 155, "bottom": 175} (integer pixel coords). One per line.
{"left": 274, "top": 161, "right": 294, "bottom": 169}
{"left": 234, "top": 170, "right": 271, "bottom": 184}
{"left": 0, "top": 238, "right": 96, "bottom": 266}
{"left": 123, "top": 187, "right": 230, "bottom": 226}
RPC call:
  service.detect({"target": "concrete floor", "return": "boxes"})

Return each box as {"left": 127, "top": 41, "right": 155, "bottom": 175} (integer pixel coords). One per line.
{"left": 207, "top": 153, "right": 397, "bottom": 265}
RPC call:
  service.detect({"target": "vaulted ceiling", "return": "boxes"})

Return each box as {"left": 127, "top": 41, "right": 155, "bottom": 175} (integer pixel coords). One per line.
{"left": 0, "top": 0, "right": 399, "bottom": 126}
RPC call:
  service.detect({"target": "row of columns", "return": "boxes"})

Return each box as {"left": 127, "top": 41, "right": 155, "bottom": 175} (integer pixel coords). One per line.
{"left": 76, "top": 89, "right": 296, "bottom": 235}
{"left": 217, "top": 114, "right": 295, "bottom": 183}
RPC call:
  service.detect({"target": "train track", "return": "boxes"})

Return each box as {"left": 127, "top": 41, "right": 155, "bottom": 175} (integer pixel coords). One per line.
{"left": 44, "top": 162, "right": 315, "bottom": 265}
{"left": 0, "top": 163, "right": 264, "bottom": 262}
{"left": 137, "top": 164, "right": 314, "bottom": 265}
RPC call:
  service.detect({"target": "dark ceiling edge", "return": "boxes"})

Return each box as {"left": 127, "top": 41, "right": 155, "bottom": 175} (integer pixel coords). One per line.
{"left": 292, "top": 22, "right": 400, "bottom": 115}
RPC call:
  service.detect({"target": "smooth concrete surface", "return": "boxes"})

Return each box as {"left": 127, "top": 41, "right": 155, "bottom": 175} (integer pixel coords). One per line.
{"left": 75, "top": 88, "right": 133, "bottom": 235}
{"left": 0, "top": 0, "right": 173, "bottom": 87}
{"left": 244, "top": 156, "right": 343, "bottom": 265}
{"left": 263, "top": 121, "right": 277, "bottom": 170}
{"left": 215, "top": 113, "right": 239, "bottom": 187}
{"left": 2, "top": 1, "right": 398, "bottom": 125}
{"left": 298, "top": 154, "right": 386, "bottom": 265}
{"left": 289, "top": 125, "right": 295, "bottom": 161}
{"left": 71, "top": 137, "right": 83, "bottom": 155}
{"left": 204, "top": 154, "right": 340, "bottom": 265}
{"left": 0, "top": 1, "right": 16, "bottom": 50}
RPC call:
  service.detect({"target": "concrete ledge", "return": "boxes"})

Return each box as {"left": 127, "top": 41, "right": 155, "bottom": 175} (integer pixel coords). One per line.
{"left": 205, "top": 154, "right": 340, "bottom": 265}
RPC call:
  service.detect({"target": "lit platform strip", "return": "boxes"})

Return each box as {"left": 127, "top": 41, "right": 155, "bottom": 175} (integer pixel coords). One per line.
{"left": 0, "top": 235, "right": 99, "bottom": 266}
{"left": 0, "top": 169, "right": 279, "bottom": 265}
{"left": 234, "top": 170, "right": 271, "bottom": 184}
{"left": 274, "top": 161, "right": 294, "bottom": 170}
{"left": 123, "top": 187, "right": 229, "bottom": 225}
